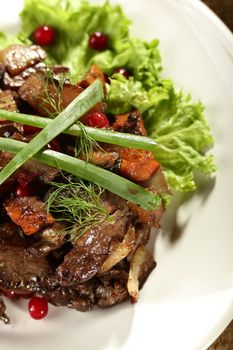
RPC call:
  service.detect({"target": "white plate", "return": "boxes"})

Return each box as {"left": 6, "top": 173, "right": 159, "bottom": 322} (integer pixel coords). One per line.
{"left": 0, "top": 1, "right": 233, "bottom": 349}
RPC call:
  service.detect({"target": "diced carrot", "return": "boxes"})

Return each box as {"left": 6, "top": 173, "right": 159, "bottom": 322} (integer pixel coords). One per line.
{"left": 4, "top": 197, "right": 54, "bottom": 235}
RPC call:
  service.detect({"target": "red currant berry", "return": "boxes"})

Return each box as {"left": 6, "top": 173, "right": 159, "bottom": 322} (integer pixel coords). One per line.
{"left": 2, "top": 290, "right": 17, "bottom": 299}
{"left": 83, "top": 112, "right": 110, "bottom": 128}
{"left": 28, "top": 297, "right": 48, "bottom": 320}
{"left": 89, "top": 32, "right": 108, "bottom": 51}
{"left": 32, "top": 25, "right": 56, "bottom": 46}
{"left": 114, "top": 67, "right": 131, "bottom": 79}
{"left": 15, "top": 183, "right": 35, "bottom": 197}
{"left": 23, "top": 125, "right": 42, "bottom": 135}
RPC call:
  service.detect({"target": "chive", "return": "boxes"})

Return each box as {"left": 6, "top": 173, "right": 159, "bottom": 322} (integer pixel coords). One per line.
{"left": 0, "top": 79, "right": 103, "bottom": 185}
{"left": 0, "top": 137, "right": 161, "bottom": 211}
{"left": 0, "top": 110, "right": 157, "bottom": 152}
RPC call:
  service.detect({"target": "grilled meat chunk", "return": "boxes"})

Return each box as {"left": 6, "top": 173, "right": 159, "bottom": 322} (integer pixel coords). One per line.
{"left": 79, "top": 65, "right": 106, "bottom": 90}
{"left": 4, "top": 197, "right": 54, "bottom": 235}
{"left": 41, "top": 275, "right": 96, "bottom": 311}
{"left": 0, "top": 45, "right": 46, "bottom": 76}
{"left": 3, "top": 62, "right": 46, "bottom": 89}
{"left": 29, "top": 222, "right": 66, "bottom": 257}
{"left": 56, "top": 209, "right": 130, "bottom": 285}
{"left": 18, "top": 72, "right": 83, "bottom": 116}
{"left": 96, "top": 268, "right": 129, "bottom": 308}
{"left": 113, "top": 111, "right": 147, "bottom": 136}
{"left": 0, "top": 223, "right": 51, "bottom": 293}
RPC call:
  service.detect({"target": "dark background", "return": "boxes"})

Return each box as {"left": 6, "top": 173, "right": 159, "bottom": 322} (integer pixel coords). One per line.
{"left": 202, "top": 1, "right": 233, "bottom": 349}
{"left": 203, "top": 0, "right": 233, "bottom": 31}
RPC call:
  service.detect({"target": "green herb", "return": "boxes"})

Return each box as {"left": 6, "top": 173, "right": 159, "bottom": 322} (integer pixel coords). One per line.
{"left": 0, "top": 79, "right": 103, "bottom": 186}
{"left": 0, "top": 109, "right": 157, "bottom": 152}
{"left": 39, "top": 69, "right": 63, "bottom": 118}
{"left": 47, "top": 176, "right": 111, "bottom": 242}
{"left": 0, "top": 137, "right": 161, "bottom": 210}
{"left": 74, "top": 121, "right": 104, "bottom": 160}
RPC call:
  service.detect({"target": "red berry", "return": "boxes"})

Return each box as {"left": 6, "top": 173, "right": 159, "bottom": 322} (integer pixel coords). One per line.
{"left": 83, "top": 112, "right": 110, "bottom": 128}
{"left": 33, "top": 25, "right": 56, "bottom": 46}
{"left": 2, "top": 290, "right": 18, "bottom": 299}
{"left": 114, "top": 67, "right": 131, "bottom": 79}
{"left": 28, "top": 297, "right": 48, "bottom": 320}
{"left": 15, "top": 183, "right": 35, "bottom": 197}
{"left": 23, "top": 124, "right": 42, "bottom": 135}
{"left": 89, "top": 32, "right": 108, "bottom": 51}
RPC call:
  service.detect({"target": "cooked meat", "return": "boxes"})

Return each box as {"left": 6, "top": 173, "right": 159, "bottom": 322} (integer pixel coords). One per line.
{"left": 113, "top": 111, "right": 147, "bottom": 136}
{"left": 61, "top": 83, "right": 84, "bottom": 109}
{"left": 18, "top": 72, "right": 83, "bottom": 116}
{"left": 103, "top": 111, "right": 160, "bottom": 181}
{"left": 118, "top": 147, "right": 160, "bottom": 181}
{"left": 3, "top": 62, "right": 46, "bottom": 89}
{"left": 56, "top": 209, "right": 130, "bottom": 285}
{"left": 96, "top": 268, "right": 129, "bottom": 308}
{"left": 104, "top": 143, "right": 160, "bottom": 182}
{"left": 0, "top": 45, "right": 46, "bottom": 76}
{"left": 0, "top": 89, "right": 18, "bottom": 112}
{"left": 18, "top": 72, "right": 56, "bottom": 116}
{"left": 41, "top": 275, "right": 96, "bottom": 311}
{"left": 4, "top": 197, "right": 54, "bottom": 235}
{"left": 0, "top": 296, "right": 9, "bottom": 324}
{"left": 28, "top": 222, "right": 66, "bottom": 257}
{"left": 79, "top": 65, "right": 106, "bottom": 90}
{"left": 0, "top": 223, "right": 51, "bottom": 293}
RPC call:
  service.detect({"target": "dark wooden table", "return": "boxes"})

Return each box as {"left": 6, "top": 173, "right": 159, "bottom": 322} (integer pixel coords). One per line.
{"left": 202, "top": 0, "right": 233, "bottom": 31}
{"left": 202, "top": 1, "right": 233, "bottom": 349}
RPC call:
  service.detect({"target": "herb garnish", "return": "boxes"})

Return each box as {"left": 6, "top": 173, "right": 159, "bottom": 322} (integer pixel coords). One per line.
{"left": 47, "top": 176, "right": 111, "bottom": 242}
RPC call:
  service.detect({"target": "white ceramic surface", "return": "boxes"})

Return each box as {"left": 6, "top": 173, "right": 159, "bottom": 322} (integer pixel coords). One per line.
{"left": 0, "top": 1, "right": 233, "bottom": 349}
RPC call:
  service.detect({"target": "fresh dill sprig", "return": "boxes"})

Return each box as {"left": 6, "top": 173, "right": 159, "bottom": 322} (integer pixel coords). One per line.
{"left": 40, "top": 68, "right": 69, "bottom": 118}
{"left": 46, "top": 176, "right": 111, "bottom": 242}
{"left": 74, "top": 121, "right": 104, "bottom": 160}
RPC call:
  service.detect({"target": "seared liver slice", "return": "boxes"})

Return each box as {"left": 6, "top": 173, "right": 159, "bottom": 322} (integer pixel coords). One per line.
{"left": 18, "top": 73, "right": 83, "bottom": 116}
{"left": 56, "top": 209, "right": 129, "bottom": 285}
{"left": 0, "top": 45, "right": 46, "bottom": 76}
{"left": 4, "top": 197, "right": 54, "bottom": 235}
{"left": 3, "top": 62, "right": 46, "bottom": 89}
{"left": 0, "top": 223, "right": 51, "bottom": 293}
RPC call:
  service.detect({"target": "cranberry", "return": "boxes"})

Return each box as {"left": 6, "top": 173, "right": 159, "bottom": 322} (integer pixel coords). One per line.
{"left": 15, "top": 183, "right": 35, "bottom": 197}
{"left": 83, "top": 112, "right": 110, "bottom": 128}
{"left": 23, "top": 124, "right": 42, "bottom": 135}
{"left": 32, "top": 25, "right": 56, "bottom": 46}
{"left": 28, "top": 297, "right": 48, "bottom": 320}
{"left": 114, "top": 67, "right": 131, "bottom": 79}
{"left": 89, "top": 32, "right": 108, "bottom": 51}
